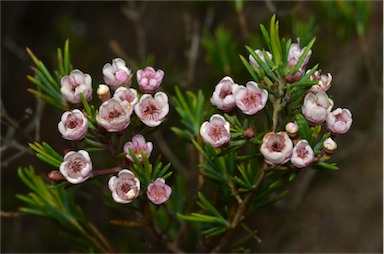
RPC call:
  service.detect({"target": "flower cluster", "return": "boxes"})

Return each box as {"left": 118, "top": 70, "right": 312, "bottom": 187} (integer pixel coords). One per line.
{"left": 56, "top": 58, "right": 172, "bottom": 205}
{"left": 201, "top": 40, "right": 352, "bottom": 172}
{"left": 202, "top": 77, "right": 268, "bottom": 147}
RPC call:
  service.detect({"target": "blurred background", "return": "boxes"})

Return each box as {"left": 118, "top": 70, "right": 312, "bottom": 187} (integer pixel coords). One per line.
{"left": 1, "top": 1, "right": 382, "bottom": 253}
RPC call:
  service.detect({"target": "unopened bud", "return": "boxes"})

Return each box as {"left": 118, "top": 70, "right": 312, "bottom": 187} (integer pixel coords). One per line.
{"left": 97, "top": 84, "right": 111, "bottom": 102}
{"left": 285, "top": 122, "right": 298, "bottom": 137}
{"left": 323, "top": 137, "right": 337, "bottom": 154}
{"left": 243, "top": 128, "right": 255, "bottom": 138}
{"left": 48, "top": 170, "right": 65, "bottom": 182}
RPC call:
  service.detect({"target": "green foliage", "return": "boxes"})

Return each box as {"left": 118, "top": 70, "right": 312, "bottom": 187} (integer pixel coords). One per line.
{"left": 27, "top": 39, "right": 72, "bottom": 111}
{"left": 202, "top": 26, "right": 240, "bottom": 75}
{"left": 29, "top": 142, "right": 63, "bottom": 168}
{"left": 171, "top": 86, "right": 208, "bottom": 140}
{"left": 16, "top": 166, "right": 113, "bottom": 253}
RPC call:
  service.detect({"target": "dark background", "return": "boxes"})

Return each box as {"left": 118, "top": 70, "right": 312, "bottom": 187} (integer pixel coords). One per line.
{"left": 1, "top": 1, "right": 383, "bottom": 253}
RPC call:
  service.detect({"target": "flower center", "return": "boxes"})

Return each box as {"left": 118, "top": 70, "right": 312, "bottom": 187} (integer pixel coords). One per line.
{"left": 142, "top": 99, "right": 161, "bottom": 120}
{"left": 209, "top": 125, "right": 227, "bottom": 141}
{"left": 242, "top": 92, "right": 260, "bottom": 109}
{"left": 108, "top": 107, "right": 122, "bottom": 120}
{"left": 267, "top": 135, "right": 285, "bottom": 152}
{"left": 67, "top": 158, "right": 85, "bottom": 178}
{"left": 219, "top": 84, "right": 231, "bottom": 99}
{"left": 150, "top": 186, "right": 165, "bottom": 201}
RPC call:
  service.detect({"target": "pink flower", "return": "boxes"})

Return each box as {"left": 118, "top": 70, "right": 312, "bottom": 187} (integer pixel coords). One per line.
{"left": 59, "top": 150, "right": 92, "bottom": 184}
{"left": 302, "top": 91, "right": 334, "bottom": 125}
{"left": 96, "top": 98, "right": 133, "bottom": 132}
{"left": 249, "top": 49, "right": 272, "bottom": 68}
{"left": 124, "top": 134, "right": 153, "bottom": 162}
{"left": 102, "top": 58, "right": 132, "bottom": 89}
{"left": 286, "top": 41, "right": 312, "bottom": 82}
{"left": 147, "top": 178, "right": 172, "bottom": 205}
{"left": 108, "top": 169, "right": 140, "bottom": 204}
{"left": 60, "top": 69, "right": 93, "bottom": 104}
{"left": 136, "top": 67, "right": 164, "bottom": 94}
{"left": 287, "top": 42, "right": 311, "bottom": 68}
{"left": 290, "top": 139, "right": 314, "bottom": 168}
{"left": 210, "top": 76, "right": 239, "bottom": 111}
{"left": 326, "top": 108, "right": 352, "bottom": 135}
{"left": 233, "top": 81, "right": 268, "bottom": 115}
{"left": 260, "top": 132, "right": 293, "bottom": 165}
{"left": 113, "top": 86, "right": 138, "bottom": 106}
{"left": 308, "top": 71, "right": 332, "bottom": 93}
{"left": 58, "top": 109, "right": 88, "bottom": 141}
{"left": 134, "top": 92, "right": 169, "bottom": 127}
{"left": 200, "top": 114, "right": 230, "bottom": 148}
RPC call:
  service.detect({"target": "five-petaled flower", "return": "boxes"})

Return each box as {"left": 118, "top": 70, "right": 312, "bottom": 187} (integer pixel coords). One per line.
{"left": 60, "top": 69, "right": 93, "bottom": 104}
{"left": 290, "top": 139, "right": 314, "bottom": 168}
{"left": 108, "top": 169, "right": 140, "bottom": 204}
{"left": 326, "top": 108, "right": 353, "bottom": 135}
{"left": 147, "top": 178, "right": 172, "bottom": 205}
{"left": 134, "top": 92, "right": 169, "bottom": 127}
{"left": 96, "top": 98, "right": 133, "bottom": 132}
{"left": 59, "top": 150, "right": 92, "bottom": 184}
{"left": 102, "top": 58, "right": 133, "bottom": 89}
{"left": 200, "top": 114, "right": 231, "bottom": 148}
{"left": 210, "top": 76, "right": 239, "bottom": 112}
{"left": 302, "top": 91, "right": 334, "bottom": 125}
{"left": 136, "top": 66, "right": 164, "bottom": 94}
{"left": 58, "top": 109, "right": 88, "bottom": 141}
{"left": 309, "top": 71, "right": 332, "bottom": 93}
{"left": 260, "top": 132, "right": 293, "bottom": 165}
{"left": 113, "top": 86, "right": 138, "bottom": 106}
{"left": 124, "top": 134, "right": 153, "bottom": 162}
{"left": 233, "top": 81, "right": 268, "bottom": 115}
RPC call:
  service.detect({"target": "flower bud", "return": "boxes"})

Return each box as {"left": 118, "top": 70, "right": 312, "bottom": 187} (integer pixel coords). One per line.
{"left": 210, "top": 76, "right": 239, "bottom": 112}
{"left": 124, "top": 134, "right": 153, "bottom": 162}
{"left": 326, "top": 108, "right": 352, "bottom": 135}
{"left": 233, "top": 81, "right": 268, "bottom": 115}
{"left": 147, "top": 178, "right": 172, "bottom": 205}
{"left": 97, "top": 84, "right": 111, "bottom": 102}
{"left": 302, "top": 91, "right": 334, "bottom": 125}
{"left": 96, "top": 98, "right": 133, "bottom": 132}
{"left": 249, "top": 49, "right": 272, "bottom": 68}
{"left": 102, "top": 58, "right": 132, "bottom": 89}
{"left": 58, "top": 109, "right": 88, "bottom": 141}
{"left": 136, "top": 66, "right": 164, "bottom": 94}
{"left": 291, "top": 139, "right": 314, "bottom": 168}
{"left": 260, "top": 132, "right": 293, "bottom": 165}
{"left": 59, "top": 150, "right": 92, "bottom": 184}
{"left": 243, "top": 127, "right": 255, "bottom": 138}
{"left": 108, "top": 169, "right": 140, "bottom": 204}
{"left": 285, "top": 122, "right": 298, "bottom": 138}
{"left": 134, "top": 92, "right": 169, "bottom": 127}
{"left": 60, "top": 69, "right": 93, "bottom": 104}
{"left": 323, "top": 137, "right": 337, "bottom": 154}
{"left": 200, "top": 114, "right": 231, "bottom": 148}
{"left": 48, "top": 170, "right": 65, "bottom": 182}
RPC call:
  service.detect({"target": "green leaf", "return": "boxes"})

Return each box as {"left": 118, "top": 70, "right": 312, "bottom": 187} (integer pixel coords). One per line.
{"left": 316, "top": 162, "right": 339, "bottom": 170}
{"left": 296, "top": 114, "right": 310, "bottom": 141}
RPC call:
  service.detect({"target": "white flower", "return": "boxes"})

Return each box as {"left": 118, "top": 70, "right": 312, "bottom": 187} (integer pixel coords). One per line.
{"left": 59, "top": 150, "right": 92, "bottom": 184}
{"left": 134, "top": 92, "right": 169, "bottom": 127}
{"left": 108, "top": 169, "right": 140, "bottom": 204}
